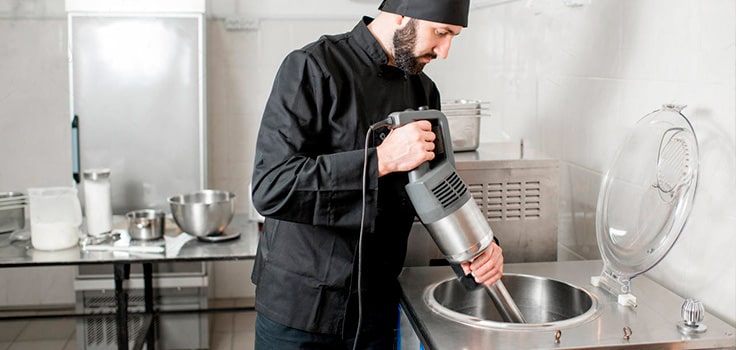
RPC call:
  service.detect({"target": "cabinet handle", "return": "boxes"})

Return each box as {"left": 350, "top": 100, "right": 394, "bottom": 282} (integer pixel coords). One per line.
{"left": 72, "top": 115, "right": 80, "bottom": 184}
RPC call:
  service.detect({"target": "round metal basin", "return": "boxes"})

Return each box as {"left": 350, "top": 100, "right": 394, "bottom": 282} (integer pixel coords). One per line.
{"left": 425, "top": 273, "right": 599, "bottom": 331}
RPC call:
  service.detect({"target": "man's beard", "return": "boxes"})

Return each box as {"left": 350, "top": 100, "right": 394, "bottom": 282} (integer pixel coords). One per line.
{"left": 393, "top": 19, "right": 435, "bottom": 75}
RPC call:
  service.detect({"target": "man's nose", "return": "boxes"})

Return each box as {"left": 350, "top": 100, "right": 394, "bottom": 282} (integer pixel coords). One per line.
{"left": 433, "top": 38, "right": 453, "bottom": 59}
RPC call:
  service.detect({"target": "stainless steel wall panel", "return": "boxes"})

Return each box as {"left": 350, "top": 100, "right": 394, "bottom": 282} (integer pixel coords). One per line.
{"left": 404, "top": 143, "right": 559, "bottom": 266}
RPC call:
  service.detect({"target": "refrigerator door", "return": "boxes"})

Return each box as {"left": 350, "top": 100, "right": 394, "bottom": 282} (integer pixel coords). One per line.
{"left": 69, "top": 13, "right": 205, "bottom": 214}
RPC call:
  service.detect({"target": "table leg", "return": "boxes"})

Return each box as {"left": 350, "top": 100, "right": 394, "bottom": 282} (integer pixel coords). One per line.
{"left": 114, "top": 263, "right": 130, "bottom": 350}
{"left": 143, "top": 263, "right": 155, "bottom": 350}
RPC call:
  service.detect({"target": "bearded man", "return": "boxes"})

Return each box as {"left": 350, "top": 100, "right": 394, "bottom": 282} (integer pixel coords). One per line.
{"left": 250, "top": 0, "right": 506, "bottom": 348}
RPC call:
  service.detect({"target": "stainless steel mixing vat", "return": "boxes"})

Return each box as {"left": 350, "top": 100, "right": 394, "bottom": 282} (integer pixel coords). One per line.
{"left": 398, "top": 106, "right": 736, "bottom": 349}
{"left": 398, "top": 260, "right": 736, "bottom": 349}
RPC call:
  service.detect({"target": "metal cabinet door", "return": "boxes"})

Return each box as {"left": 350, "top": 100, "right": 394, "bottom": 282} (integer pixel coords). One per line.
{"left": 69, "top": 13, "right": 206, "bottom": 214}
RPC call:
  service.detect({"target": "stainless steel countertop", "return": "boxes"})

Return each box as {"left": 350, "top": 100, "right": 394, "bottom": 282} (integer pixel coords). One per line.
{"left": 0, "top": 213, "right": 260, "bottom": 267}
{"left": 399, "top": 261, "right": 736, "bottom": 349}
{"left": 454, "top": 142, "right": 559, "bottom": 170}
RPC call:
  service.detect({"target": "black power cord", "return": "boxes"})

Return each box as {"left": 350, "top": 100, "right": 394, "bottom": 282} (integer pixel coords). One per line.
{"left": 353, "top": 117, "right": 395, "bottom": 350}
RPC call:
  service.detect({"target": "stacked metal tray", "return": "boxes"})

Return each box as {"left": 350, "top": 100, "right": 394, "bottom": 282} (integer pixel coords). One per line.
{"left": 0, "top": 192, "right": 27, "bottom": 234}
{"left": 441, "top": 100, "right": 490, "bottom": 152}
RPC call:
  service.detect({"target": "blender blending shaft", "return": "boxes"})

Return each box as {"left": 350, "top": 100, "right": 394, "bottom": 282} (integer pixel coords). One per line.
{"left": 486, "top": 280, "right": 527, "bottom": 323}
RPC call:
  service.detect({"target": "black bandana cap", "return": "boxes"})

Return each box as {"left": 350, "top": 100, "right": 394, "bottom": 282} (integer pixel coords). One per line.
{"left": 378, "top": 0, "right": 470, "bottom": 27}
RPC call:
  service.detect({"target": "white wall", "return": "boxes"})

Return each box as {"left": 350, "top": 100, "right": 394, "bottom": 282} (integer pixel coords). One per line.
{"left": 0, "top": 0, "right": 734, "bottom": 327}
{"left": 0, "top": 14, "right": 76, "bottom": 306}
{"left": 426, "top": 0, "right": 736, "bottom": 325}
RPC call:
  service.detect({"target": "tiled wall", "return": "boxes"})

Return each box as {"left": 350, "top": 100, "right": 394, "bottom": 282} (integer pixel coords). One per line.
{"left": 0, "top": 0, "right": 734, "bottom": 326}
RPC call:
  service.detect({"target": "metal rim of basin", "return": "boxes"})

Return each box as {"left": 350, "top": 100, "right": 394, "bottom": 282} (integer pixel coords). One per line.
{"left": 424, "top": 273, "right": 601, "bottom": 331}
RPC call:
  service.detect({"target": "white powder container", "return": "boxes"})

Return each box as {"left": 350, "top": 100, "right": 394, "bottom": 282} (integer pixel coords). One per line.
{"left": 83, "top": 168, "right": 112, "bottom": 236}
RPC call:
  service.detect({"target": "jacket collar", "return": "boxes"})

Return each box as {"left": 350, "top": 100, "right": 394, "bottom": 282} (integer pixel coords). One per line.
{"left": 353, "top": 16, "right": 389, "bottom": 66}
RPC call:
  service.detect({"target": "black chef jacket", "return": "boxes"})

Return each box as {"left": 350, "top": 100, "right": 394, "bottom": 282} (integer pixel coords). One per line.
{"left": 251, "top": 17, "right": 441, "bottom": 337}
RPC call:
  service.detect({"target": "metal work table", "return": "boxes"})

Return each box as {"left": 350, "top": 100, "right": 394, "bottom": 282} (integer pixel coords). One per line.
{"left": 0, "top": 214, "right": 260, "bottom": 350}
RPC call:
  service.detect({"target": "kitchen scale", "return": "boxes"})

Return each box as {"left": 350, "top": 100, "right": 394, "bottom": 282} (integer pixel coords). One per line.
{"left": 397, "top": 105, "right": 736, "bottom": 349}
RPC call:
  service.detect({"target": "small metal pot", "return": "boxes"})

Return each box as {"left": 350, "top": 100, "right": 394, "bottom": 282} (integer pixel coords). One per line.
{"left": 126, "top": 209, "right": 165, "bottom": 240}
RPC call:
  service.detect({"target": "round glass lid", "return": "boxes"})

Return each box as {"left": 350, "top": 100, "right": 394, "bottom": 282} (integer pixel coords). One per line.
{"left": 596, "top": 105, "right": 699, "bottom": 279}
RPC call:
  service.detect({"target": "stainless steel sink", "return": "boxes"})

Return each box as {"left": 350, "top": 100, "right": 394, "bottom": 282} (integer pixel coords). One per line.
{"left": 426, "top": 273, "right": 599, "bottom": 331}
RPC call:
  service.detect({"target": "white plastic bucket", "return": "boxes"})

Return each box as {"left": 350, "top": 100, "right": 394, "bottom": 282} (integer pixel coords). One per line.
{"left": 27, "top": 187, "right": 82, "bottom": 251}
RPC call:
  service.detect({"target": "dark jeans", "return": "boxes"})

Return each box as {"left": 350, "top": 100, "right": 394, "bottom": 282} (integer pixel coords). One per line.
{"left": 254, "top": 313, "right": 395, "bottom": 350}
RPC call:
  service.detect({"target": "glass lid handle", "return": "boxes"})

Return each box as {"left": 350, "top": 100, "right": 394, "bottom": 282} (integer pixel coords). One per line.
{"left": 654, "top": 127, "right": 695, "bottom": 200}
{"left": 663, "top": 104, "right": 687, "bottom": 113}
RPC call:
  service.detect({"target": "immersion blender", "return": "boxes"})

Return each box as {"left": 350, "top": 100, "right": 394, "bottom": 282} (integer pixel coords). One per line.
{"left": 387, "top": 109, "right": 526, "bottom": 323}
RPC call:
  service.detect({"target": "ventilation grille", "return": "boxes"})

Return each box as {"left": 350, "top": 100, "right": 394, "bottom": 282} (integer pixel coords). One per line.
{"left": 83, "top": 314, "right": 154, "bottom": 348}
{"left": 77, "top": 285, "right": 208, "bottom": 350}
{"left": 431, "top": 172, "right": 468, "bottom": 209}
{"left": 468, "top": 181, "right": 542, "bottom": 221}
{"left": 81, "top": 293, "right": 151, "bottom": 348}
{"left": 85, "top": 294, "right": 146, "bottom": 310}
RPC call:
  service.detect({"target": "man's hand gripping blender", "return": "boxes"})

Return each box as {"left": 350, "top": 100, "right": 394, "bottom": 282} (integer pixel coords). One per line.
{"left": 386, "top": 109, "right": 526, "bottom": 323}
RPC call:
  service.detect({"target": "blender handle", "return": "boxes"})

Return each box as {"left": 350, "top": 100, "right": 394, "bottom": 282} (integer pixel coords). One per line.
{"left": 386, "top": 109, "right": 456, "bottom": 166}
{"left": 450, "top": 263, "right": 482, "bottom": 290}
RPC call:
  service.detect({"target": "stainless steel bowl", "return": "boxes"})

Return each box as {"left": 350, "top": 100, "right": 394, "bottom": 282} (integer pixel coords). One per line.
{"left": 168, "top": 190, "right": 235, "bottom": 237}
{"left": 126, "top": 209, "right": 165, "bottom": 240}
{"left": 426, "top": 273, "right": 598, "bottom": 331}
